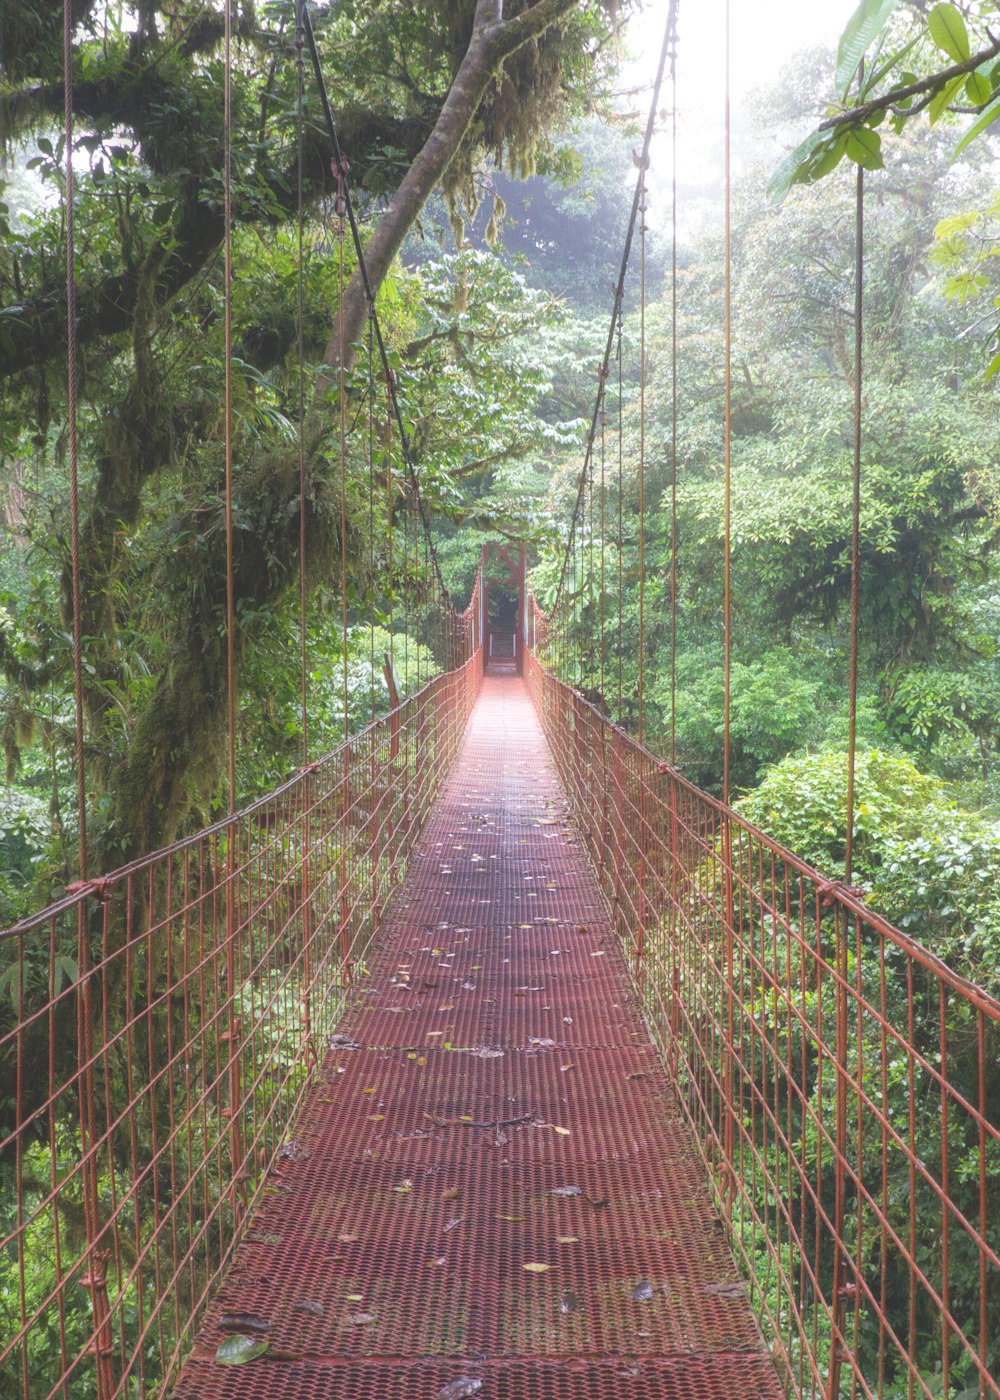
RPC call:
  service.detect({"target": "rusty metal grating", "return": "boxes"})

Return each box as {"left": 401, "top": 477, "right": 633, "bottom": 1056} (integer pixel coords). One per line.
{"left": 171, "top": 676, "right": 783, "bottom": 1399}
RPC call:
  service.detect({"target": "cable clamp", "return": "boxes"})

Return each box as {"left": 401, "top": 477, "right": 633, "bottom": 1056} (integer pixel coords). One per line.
{"left": 65, "top": 877, "right": 112, "bottom": 904}
{"left": 816, "top": 878, "right": 867, "bottom": 908}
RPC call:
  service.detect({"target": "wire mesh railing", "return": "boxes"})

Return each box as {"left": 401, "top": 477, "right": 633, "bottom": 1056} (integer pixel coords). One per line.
{"left": 524, "top": 642, "right": 1000, "bottom": 1400}
{"left": 0, "top": 582, "right": 484, "bottom": 1400}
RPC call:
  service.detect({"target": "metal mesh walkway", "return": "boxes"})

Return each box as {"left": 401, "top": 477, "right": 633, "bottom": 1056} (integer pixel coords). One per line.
{"left": 173, "top": 675, "right": 783, "bottom": 1400}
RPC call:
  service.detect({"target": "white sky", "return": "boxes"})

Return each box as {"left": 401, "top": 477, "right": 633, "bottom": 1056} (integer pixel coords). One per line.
{"left": 624, "top": 0, "right": 861, "bottom": 206}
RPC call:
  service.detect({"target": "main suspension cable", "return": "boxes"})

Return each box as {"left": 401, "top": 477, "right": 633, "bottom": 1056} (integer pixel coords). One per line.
{"left": 722, "top": 0, "right": 733, "bottom": 809}
{"left": 296, "top": 9, "right": 309, "bottom": 763}
{"left": 298, "top": 1, "right": 448, "bottom": 605}
{"left": 845, "top": 167, "right": 864, "bottom": 882}
{"left": 548, "top": 0, "right": 678, "bottom": 623}
{"left": 223, "top": 0, "right": 237, "bottom": 814}
{"left": 63, "top": 0, "right": 87, "bottom": 878}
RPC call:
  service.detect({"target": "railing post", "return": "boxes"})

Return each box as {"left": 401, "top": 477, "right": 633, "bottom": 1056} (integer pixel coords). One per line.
{"left": 826, "top": 903, "right": 852, "bottom": 1400}
{"left": 722, "top": 809, "right": 736, "bottom": 1216}
{"left": 224, "top": 826, "right": 246, "bottom": 1223}
{"left": 339, "top": 748, "right": 352, "bottom": 985}
{"left": 76, "top": 899, "right": 116, "bottom": 1400}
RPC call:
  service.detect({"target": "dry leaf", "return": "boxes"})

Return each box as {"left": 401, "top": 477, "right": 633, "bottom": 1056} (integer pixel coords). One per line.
{"left": 556, "top": 1236, "right": 580, "bottom": 1243}
{"left": 523, "top": 1262, "right": 553, "bottom": 1273}
{"left": 551, "top": 1125, "right": 571, "bottom": 1136}
{"left": 497, "top": 1214, "right": 524, "bottom": 1222}
{"left": 338, "top": 1233, "right": 359, "bottom": 1243}
{"left": 441, "top": 1186, "right": 461, "bottom": 1202}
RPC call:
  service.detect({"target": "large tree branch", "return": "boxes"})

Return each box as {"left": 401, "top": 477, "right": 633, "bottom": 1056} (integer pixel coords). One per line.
{"left": 328, "top": 0, "right": 581, "bottom": 367}
{"left": 818, "top": 37, "right": 1000, "bottom": 132}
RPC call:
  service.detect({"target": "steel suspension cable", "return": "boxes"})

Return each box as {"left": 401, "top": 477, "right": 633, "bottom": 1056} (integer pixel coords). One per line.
{"left": 617, "top": 310, "right": 624, "bottom": 722}
{"left": 548, "top": 1, "right": 677, "bottom": 623}
{"left": 338, "top": 165, "right": 349, "bottom": 741}
{"left": 638, "top": 161, "right": 647, "bottom": 746}
{"left": 599, "top": 370, "right": 607, "bottom": 707}
{"left": 298, "top": 2, "right": 447, "bottom": 605}
{"left": 845, "top": 166, "right": 864, "bottom": 885}
{"left": 722, "top": 0, "right": 733, "bottom": 810}
{"left": 63, "top": 16, "right": 113, "bottom": 1396}
{"left": 368, "top": 312, "right": 377, "bottom": 721}
{"left": 223, "top": 0, "right": 237, "bottom": 814}
{"left": 669, "top": 17, "right": 679, "bottom": 766}
{"left": 63, "top": 0, "right": 87, "bottom": 879}
{"left": 296, "top": 11, "right": 309, "bottom": 762}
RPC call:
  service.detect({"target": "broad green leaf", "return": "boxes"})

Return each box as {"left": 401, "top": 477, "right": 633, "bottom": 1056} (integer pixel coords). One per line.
{"left": 863, "top": 35, "right": 921, "bottom": 97}
{"left": 846, "top": 127, "right": 884, "bottom": 169}
{"left": 767, "top": 129, "right": 826, "bottom": 206}
{"left": 927, "top": 3, "right": 970, "bottom": 63}
{"left": 808, "top": 133, "right": 850, "bottom": 180}
{"left": 965, "top": 71, "right": 993, "bottom": 105}
{"left": 954, "top": 91, "right": 1000, "bottom": 154}
{"left": 836, "top": 0, "right": 900, "bottom": 100}
{"left": 984, "top": 346, "right": 1000, "bottom": 383}
{"left": 215, "top": 1335, "right": 269, "bottom": 1365}
{"left": 929, "top": 73, "right": 966, "bottom": 123}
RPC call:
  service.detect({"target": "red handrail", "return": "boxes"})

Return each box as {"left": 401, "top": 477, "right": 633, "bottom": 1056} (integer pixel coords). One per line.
{"left": 524, "top": 644, "right": 999, "bottom": 1400}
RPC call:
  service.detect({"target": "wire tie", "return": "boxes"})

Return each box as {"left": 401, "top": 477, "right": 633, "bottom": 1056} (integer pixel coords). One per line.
{"left": 65, "top": 877, "right": 112, "bottom": 904}
{"left": 816, "top": 878, "right": 867, "bottom": 908}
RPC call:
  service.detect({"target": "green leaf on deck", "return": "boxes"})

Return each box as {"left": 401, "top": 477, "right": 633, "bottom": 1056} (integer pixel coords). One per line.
{"left": 215, "top": 1335, "right": 270, "bottom": 1365}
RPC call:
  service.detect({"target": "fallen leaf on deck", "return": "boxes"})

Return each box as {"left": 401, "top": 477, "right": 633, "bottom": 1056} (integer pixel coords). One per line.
{"left": 347, "top": 1312, "right": 375, "bottom": 1326}
{"left": 549, "top": 1186, "right": 582, "bottom": 1197}
{"left": 443, "top": 1216, "right": 465, "bottom": 1234}
{"left": 338, "top": 1234, "right": 359, "bottom": 1243}
{"left": 345, "top": 1294, "right": 363, "bottom": 1302}
{"left": 497, "top": 1214, "right": 524, "bottom": 1222}
{"left": 550, "top": 1125, "right": 571, "bottom": 1136}
{"left": 523, "top": 1262, "right": 553, "bottom": 1273}
{"left": 218, "top": 1313, "right": 268, "bottom": 1335}
{"left": 441, "top": 1186, "right": 461, "bottom": 1202}
{"left": 215, "top": 1335, "right": 269, "bottom": 1365}
{"left": 436, "top": 1379, "right": 483, "bottom": 1400}
{"left": 556, "top": 1236, "right": 579, "bottom": 1243}
{"left": 632, "top": 1280, "right": 655, "bottom": 1301}
{"left": 293, "top": 1300, "right": 324, "bottom": 1316}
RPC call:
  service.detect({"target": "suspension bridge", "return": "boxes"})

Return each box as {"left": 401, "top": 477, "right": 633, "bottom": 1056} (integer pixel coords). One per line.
{"left": 2, "top": 2, "right": 999, "bottom": 1398}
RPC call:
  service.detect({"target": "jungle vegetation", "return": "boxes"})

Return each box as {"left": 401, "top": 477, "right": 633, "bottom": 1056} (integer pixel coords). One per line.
{"left": 1, "top": 1, "right": 999, "bottom": 1393}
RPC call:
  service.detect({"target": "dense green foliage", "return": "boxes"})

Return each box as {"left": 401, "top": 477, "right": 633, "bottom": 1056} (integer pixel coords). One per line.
{"left": 1, "top": 2, "right": 999, "bottom": 1395}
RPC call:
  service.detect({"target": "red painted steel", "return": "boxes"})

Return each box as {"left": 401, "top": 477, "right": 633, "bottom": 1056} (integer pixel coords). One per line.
{"left": 524, "top": 635, "right": 1000, "bottom": 1400}
{"left": 0, "top": 579, "right": 484, "bottom": 1400}
{"left": 168, "top": 674, "right": 783, "bottom": 1399}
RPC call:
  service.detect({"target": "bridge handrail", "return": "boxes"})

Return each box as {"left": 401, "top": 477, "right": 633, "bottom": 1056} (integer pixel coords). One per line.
{"left": 0, "top": 583, "right": 485, "bottom": 1398}
{"left": 524, "top": 645, "right": 1000, "bottom": 1400}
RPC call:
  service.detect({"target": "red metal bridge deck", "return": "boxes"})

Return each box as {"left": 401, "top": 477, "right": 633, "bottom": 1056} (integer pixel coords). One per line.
{"left": 173, "top": 675, "right": 783, "bottom": 1400}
